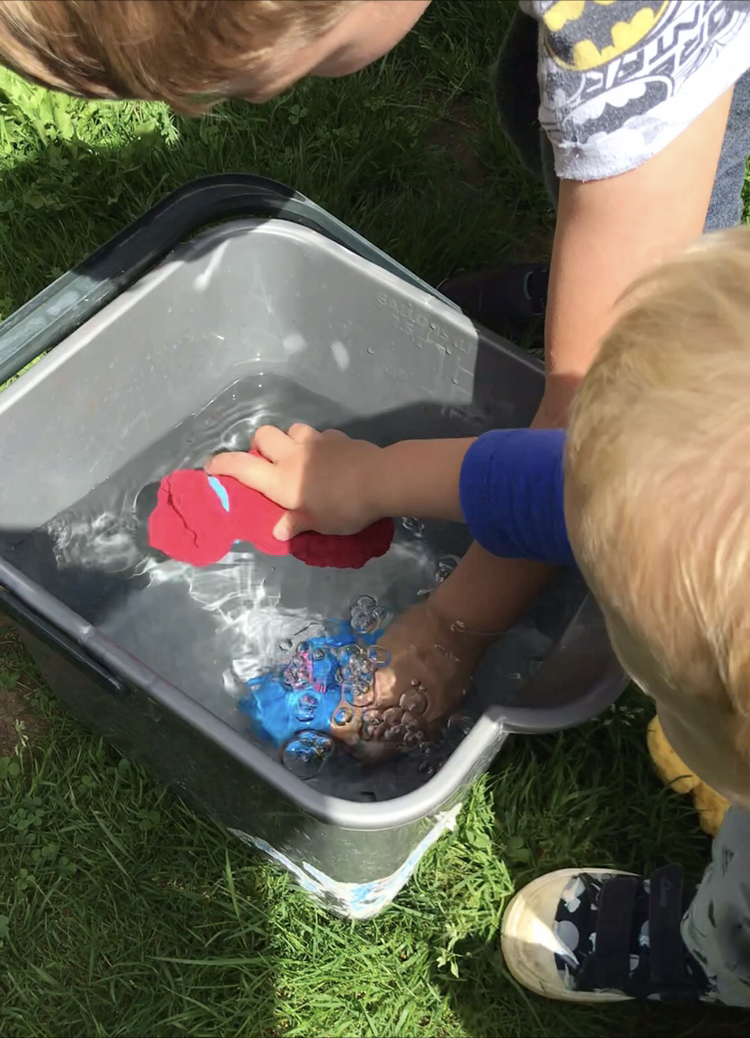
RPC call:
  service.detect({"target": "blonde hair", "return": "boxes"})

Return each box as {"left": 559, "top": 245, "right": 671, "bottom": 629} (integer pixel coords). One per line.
{"left": 566, "top": 227, "right": 750, "bottom": 756}
{"left": 0, "top": 0, "right": 358, "bottom": 112}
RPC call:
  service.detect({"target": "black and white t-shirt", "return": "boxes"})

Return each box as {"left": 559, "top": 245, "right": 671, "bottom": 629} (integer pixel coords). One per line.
{"left": 521, "top": 0, "right": 750, "bottom": 180}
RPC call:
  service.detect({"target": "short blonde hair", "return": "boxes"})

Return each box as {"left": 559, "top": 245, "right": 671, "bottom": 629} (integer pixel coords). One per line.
{"left": 0, "top": 0, "right": 357, "bottom": 112}
{"left": 566, "top": 227, "right": 750, "bottom": 755}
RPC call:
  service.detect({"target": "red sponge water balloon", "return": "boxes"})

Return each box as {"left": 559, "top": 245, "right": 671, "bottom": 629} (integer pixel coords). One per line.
{"left": 147, "top": 455, "right": 394, "bottom": 569}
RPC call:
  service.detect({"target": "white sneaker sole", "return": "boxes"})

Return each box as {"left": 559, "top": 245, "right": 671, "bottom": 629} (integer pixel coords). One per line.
{"left": 500, "top": 867, "right": 638, "bottom": 1003}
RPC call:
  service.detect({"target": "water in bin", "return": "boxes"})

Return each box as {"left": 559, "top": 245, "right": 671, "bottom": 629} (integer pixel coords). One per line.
{"left": 5, "top": 373, "right": 583, "bottom": 801}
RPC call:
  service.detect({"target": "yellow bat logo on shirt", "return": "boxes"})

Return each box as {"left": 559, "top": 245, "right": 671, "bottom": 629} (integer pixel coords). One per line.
{"left": 543, "top": 0, "right": 670, "bottom": 70}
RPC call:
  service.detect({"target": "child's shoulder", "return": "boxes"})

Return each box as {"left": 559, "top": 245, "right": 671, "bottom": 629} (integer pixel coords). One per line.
{"left": 519, "top": 0, "right": 750, "bottom": 180}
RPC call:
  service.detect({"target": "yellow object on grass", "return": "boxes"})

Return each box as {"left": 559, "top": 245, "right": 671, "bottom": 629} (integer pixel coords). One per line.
{"left": 647, "top": 716, "right": 728, "bottom": 837}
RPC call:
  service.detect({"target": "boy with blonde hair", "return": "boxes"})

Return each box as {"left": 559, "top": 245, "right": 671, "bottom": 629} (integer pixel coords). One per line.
{"left": 2, "top": 0, "right": 750, "bottom": 1009}
{"left": 209, "top": 228, "right": 750, "bottom": 1005}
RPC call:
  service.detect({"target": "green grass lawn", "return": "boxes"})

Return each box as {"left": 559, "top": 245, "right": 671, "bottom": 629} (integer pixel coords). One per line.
{"left": 0, "top": 3, "right": 746, "bottom": 1036}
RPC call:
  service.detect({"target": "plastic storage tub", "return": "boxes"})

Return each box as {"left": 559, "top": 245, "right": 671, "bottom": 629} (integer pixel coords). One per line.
{"left": 0, "top": 175, "right": 626, "bottom": 918}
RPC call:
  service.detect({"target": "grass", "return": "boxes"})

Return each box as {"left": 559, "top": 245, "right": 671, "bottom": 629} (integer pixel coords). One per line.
{"left": 0, "top": 2, "right": 746, "bottom": 1036}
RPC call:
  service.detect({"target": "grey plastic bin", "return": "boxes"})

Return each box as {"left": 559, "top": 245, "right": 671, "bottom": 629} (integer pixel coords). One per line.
{"left": 0, "top": 175, "right": 626, "bottom": 918}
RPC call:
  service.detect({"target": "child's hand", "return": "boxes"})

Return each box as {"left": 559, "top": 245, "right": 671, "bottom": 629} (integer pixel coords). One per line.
{"left": 334, "top": 597, "right": 492, "bottom": 762}
{"left": 206, "top": 423, "right": 383, "bottom": 540}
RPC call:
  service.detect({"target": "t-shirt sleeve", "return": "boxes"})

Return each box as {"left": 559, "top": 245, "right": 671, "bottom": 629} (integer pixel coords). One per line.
{"left": 520, "top": 0, "right": 750, "bottom": 181}
{"left": 458, "top": 427, "right": 576, "bottom": 567}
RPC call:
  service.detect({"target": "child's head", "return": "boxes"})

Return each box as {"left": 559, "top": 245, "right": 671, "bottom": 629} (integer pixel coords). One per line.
{"left": 565, "top": 227, "right": 750, "bottom": 751}
{"left": 0, "top": 0, "right": 429, "bottom": 111}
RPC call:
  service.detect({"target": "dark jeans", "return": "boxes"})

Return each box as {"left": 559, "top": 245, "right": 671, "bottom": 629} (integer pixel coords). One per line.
{"left": 494, "top": 8, "right": 750, "bottom": 230}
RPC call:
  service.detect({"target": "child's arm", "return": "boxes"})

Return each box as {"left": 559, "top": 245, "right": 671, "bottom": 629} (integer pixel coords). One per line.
{"left": 538, "top": 89, "right": 734, "bottom": 428}
{"left": 426, "top": 88, "right": 736, "bottom": 636}
{"left": 206, "top": 424, "right": 574, "bottom": 565}
{"left": 372, "top": 430, "right": 573, "bottom": 564}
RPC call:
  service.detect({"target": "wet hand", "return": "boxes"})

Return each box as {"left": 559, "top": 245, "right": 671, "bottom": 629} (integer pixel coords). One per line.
{"left": 334, "top": 598, "right": 493, "bottom": 762}
{"left": 206, "top": 423, "right": 383, "bottom": 540}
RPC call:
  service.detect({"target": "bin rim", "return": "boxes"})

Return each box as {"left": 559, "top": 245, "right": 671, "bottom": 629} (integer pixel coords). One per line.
{"left": 0, "top": 172, "right": 459, "bottom": 387}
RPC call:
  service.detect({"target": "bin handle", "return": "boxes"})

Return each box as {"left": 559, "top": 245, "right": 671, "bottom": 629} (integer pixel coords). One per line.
{"left": 0, "top": 583, "right": 129, "bottom": 699}
{"left": 0, "top": 173, "right": 453, "bottom": 386}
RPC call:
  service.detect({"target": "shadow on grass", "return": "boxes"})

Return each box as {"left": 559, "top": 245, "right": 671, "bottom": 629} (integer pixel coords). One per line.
{"left": 0, "top": 0, "right": 551, "bottom": 325}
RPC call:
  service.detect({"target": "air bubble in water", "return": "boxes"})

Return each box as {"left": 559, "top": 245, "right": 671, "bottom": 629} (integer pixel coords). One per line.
{"left": 402, "top": 729, "right": 418, "bottom": 749}
{"left": 434, "top": 555, "right": 458, "bottom": 583}
{"left": 351, "top": 683, "right": 375, "bottom": 708}
{"left": 399, "top": 688, "right": 427, "bottom": 716}
{"left": 342, "top": 680, "right": 375, "bottom": 708}
{"left": 337, "top": 642, "right": 361, "bottom": 662}
{"left": 362, "top": 709, "right": 383, "bottom": 728}
{"left": 278, "top": 638, "right": 294, "bottom": 653}
{"left": 348, "top": 668, "right": 374, "bottom": 694}
{"left": 281, "top": 731, "right": 332, "bottom": 778}
{"left": 401, "top": 517, "right": 425, "bottom": 538}
{"left": 332, "top": 705, "right": 353, "bottom": 726}
{"left": 284, "top": 654, "right": 311, "bottom": 690}
{"left": 419, "top": 761, "right": 435, "bottom": 779}
{"left": 296, "top": 641, "right": 309, "bottom": 654}
{"left": 447, "top": 713, "right": 473, "bottom": 737}
{"left": 350, "top": 595, "right": 380, "bottom": 634}
{"left": 342, "top": 651, "right": 371, "bottom": 681}
{"left": 294, "top": 692, "right": 318, "bottom": 723}
{"left": 367, "top": 645, "right": 390, "bottom": 668}
{"left": 382, "top": 706, "right": 402, "bottom": 727}
{"left": 313, "top": 648, "right": 326, "bottom": 662}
